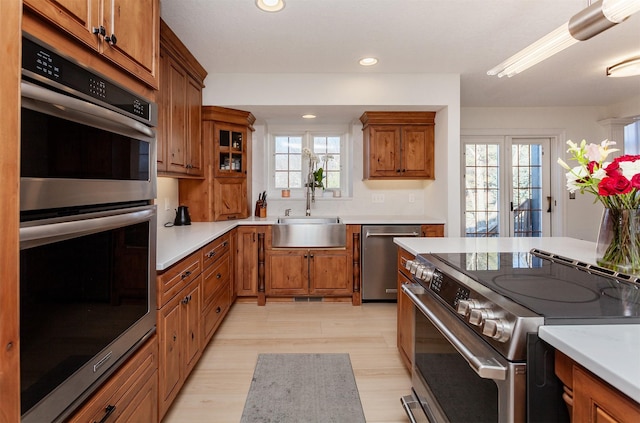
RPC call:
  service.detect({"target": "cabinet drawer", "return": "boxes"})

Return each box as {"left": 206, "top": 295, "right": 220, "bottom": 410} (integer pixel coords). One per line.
{"left": 157, "top": 252, "right": 201, "bottom": 307}
{"left": 202, "top": 232, "right": 231, "bottom": 270}
{"left": 68, "top": 336, "right": 158, "bottom": 423}
{"left": 202, "top": 282, "right": 231, "bottom": 343}
{"left": 202, "top": 254, "right": 230, "bottom": 308}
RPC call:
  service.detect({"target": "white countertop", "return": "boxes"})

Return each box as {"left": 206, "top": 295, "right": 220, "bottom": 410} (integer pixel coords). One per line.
{"left": 156, "top": 214, "right": 443, "bottom": 270}
{"left": 394, "top": 236, "right": 639, "bottom": 404}
{"left": 539, "top": 325, "right": 640, "bottom": 401}
{"left": 393, "top": 236, "right": 598, "bottom": 264}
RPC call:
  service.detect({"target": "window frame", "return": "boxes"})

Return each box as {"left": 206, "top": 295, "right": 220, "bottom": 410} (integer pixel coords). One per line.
{"left": 266, "top": 127, "right": 349, "bottom": 199}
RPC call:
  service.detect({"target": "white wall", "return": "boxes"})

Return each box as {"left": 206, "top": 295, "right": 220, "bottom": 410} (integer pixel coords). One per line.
{"left": 203, "top": 73, "right": 461, "bottom": 235}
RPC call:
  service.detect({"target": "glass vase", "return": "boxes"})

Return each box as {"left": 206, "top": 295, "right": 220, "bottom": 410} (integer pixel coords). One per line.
{"left": 596, "top": 208, "right": 640, "bottom": 274}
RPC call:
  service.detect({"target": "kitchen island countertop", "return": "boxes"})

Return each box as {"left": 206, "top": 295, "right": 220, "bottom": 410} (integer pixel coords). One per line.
{"left": 393, "top": 236, "right": 640, "bottom": 404}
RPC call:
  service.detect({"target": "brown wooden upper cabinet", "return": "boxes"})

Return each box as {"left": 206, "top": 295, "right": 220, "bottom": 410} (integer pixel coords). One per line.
{"left": 157, "top": 20, "right": 207, "bottom": 177}
{"left": 24, "top": 0, "right": 160, "bottom": 89}
{"left": 360, "top": 111, "right": 436, "bottom": 180}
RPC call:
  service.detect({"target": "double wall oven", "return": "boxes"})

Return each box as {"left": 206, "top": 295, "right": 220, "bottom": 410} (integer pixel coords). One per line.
{"left": 20, "top": 34, "right": 157, "bottom": 423}
{"left": 401, "top": 249, "right": 640, "bottom": 423}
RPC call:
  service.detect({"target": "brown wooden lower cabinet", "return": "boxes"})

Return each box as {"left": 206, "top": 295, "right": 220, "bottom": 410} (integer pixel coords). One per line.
{"left": 555, "top": 351, "right": 640, "bottom": 423}
{"left": 68, "top": 336, "right": 158, "bottom": 423}
{"left": 158, "top": 275, "right": 202, "bottom": 419}
{"left": 266, "top": 249, "right": 352, "bottom": 297}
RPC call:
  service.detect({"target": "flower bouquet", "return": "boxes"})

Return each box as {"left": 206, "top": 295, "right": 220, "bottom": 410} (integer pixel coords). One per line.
{"left": 558, "top": 140, "right": 640, "bottom": 273}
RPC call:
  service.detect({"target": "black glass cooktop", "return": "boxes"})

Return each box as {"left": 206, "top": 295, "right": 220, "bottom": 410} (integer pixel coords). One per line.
{"left": 428, "top": 251, "right": 640, "bottom": 324}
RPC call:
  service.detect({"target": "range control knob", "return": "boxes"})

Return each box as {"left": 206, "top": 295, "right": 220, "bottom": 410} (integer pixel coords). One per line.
{"left": 469, "top": 308, "right": 496, "bottom": 326}
{"left": 456, "top": 299, "right": 483, "bottom": 317}
{"left": 482, "top": 318, "right": 512, "bottom": 342}
{"left": 404, "top": 259, "right": 414, "bottom": 271}
{"left": 418, "top": 266, "right": 435, "bottom": 282}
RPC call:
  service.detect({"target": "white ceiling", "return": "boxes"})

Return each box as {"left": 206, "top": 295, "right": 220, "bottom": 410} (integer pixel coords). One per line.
{"left": 160, "top": 0, "right": 640, "bottom": 123}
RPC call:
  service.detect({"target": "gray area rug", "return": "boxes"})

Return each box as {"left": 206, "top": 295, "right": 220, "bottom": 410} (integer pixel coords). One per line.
{"left": 240, "top": 353, "right": 366, "bottom": 423}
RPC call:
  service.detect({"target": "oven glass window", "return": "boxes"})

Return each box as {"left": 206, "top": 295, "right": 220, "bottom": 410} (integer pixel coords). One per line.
{"left": 20, "top": 108, "right": 150, "bottom": 181}
{"left": 19, "top": 221, "right": 150, "bottom": 414}
{"left": 414, "top": 311, "right": 499, "bottom": 422}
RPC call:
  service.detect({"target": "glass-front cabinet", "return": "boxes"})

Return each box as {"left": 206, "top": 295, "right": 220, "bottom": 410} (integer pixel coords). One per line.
{"left": 216, "top": 124, "right": 245, "bottom": 176}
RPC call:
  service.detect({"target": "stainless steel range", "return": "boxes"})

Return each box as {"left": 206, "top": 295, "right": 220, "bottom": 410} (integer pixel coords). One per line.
{"left": 400, "top": 249, "right": 640, "bottom": 423}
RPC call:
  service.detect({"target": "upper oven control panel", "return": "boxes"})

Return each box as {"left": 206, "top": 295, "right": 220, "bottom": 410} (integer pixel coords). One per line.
{"left": 22, "top": 35, "right": 156, "bottom": 126}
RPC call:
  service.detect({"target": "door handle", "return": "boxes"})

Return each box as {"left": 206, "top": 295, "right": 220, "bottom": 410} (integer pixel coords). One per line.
{"left": 547, "top": 196, "right": 552, "bottom": 213}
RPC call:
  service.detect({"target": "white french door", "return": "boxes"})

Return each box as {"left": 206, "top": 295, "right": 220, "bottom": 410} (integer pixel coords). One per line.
{"left": 463, "top": 136, "right": 552, "bottom": 237}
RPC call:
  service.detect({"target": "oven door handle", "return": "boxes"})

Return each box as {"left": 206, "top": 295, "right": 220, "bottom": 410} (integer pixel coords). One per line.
{"left": 21, "top": 80, "right": 154, "bottom": 138}
{"left": 403, "top": 284, "right": 508, "bottom": 380}
{"left": 20, "top": 206, "right": 155, "bottom": 249}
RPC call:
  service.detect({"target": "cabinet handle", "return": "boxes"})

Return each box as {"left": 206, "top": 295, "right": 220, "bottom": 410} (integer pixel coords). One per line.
{"left": 216, "top": 273, "right": 222, "bottom": 279}
{"left": 181, "top": 270, "right": 192, "bottom": 280}
{"left": 94, "top": 404, "right": 116, "bottom": 423}
{"left": 207, "top": 251, "right": 216, "bottom": 258}
{"left": 396, "top": 169, "right": 401, "bottom": 173}
{"left": 309, "top": 253, "right": 314, "bottom": 259}
{"left": 173, "top": 334, "right": 177, "bottom": 342}
{"left": 216, "top": 306, "right": 222, "bottom": 314}
{"left": 182, "top": 294, "right": 192, "bottom": 305}
{"left": 92, "top": 26, "right": 106, "bottom": 36}
{"left": 105, "top": 33, "right": 117, "bottom": 46}
{"left": 222, "top": 241, "right": 228, "bottom": 247}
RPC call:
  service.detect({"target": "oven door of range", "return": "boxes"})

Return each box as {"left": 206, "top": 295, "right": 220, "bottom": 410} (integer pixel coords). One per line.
{"left": 402, "top": 283, "right": 527, "bottom": 423}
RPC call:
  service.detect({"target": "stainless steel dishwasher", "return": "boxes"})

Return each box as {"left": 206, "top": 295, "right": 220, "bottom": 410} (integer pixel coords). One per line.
{"left": 361, "top": 225, "right": 421, "bottom": 301}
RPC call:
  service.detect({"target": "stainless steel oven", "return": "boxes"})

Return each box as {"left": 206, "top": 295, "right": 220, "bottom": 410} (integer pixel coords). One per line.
{"left": 400, "top": 250, "right": 640, "bottom": 423}
{"left": 19, "top": 34, "right": 158, "bottom": 423}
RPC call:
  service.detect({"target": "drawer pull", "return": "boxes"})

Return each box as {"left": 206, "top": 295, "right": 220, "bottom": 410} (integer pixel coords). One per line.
{"left": 216, "top": 273, "right": 222, "bottom": 279}
{"left": 94, "top": 404, "right": 116, "bottom": 423}
{"left": 182, "top": 294, "right": 192, "bottom": 305}
{"left": 216, "top": 306, "right": 222, "bottom": 314}
{"left": 222, "top": 241, "right": 228, "bottom": 247}
{"left": 207, "top": 251, "right": 216, "bottom": 258}
{"left": 181, "top": 270, "right": 192, "bottom": 280}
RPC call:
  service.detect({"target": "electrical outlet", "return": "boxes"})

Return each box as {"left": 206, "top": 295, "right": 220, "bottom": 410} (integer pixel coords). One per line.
{"left": 372, "top": 194, "right": 385, "bottom": 203}
{"left": 409, "top": 194, "right": 415, "bottom": 203}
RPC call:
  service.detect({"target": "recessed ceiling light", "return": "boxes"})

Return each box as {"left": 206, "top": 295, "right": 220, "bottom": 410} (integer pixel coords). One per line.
{"left": 359, "top": 57, "right": 378, "bottom": 66}
{"left": 302, "top": 114, "right": 317, "bottom": 119}
{"left": 256, "top": 0, "right": 285, "bottom": 12}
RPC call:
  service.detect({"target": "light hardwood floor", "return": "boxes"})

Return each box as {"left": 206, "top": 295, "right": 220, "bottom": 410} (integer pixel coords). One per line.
{"left": 163, "top": 301, "right": 412, "bottom": 422}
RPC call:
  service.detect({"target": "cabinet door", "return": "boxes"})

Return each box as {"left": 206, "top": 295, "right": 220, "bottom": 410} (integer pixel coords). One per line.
{"left": 309, "top": 250, "right": 351, "bottom": 295}
{"left": 114, "top": 371, "right": 158, "bottom": 423}
{"left": 185, "top": 75, "right": 203, "bottom": 176}
{"left": 166, "top": 57, "right": 188, "bottom": 173}
{"left": 24, "top": 0, "right": 100, "bottom": 51}
{"left": 267, "top": 251, "right": 308, "bottom": 296}
{"left": 214, "top": 123, "right": 246, "bottom": 178}
{"left": 574, "top": 366, "right": 640, "bottom": 423}
{"left": 401, "top": 125, "right": 434, "bottom": 178}
{"left": 236, "top": 227, "right": 259, "bottom": 296}
{"left": 368, "top": 126, "right": 401, "bottom": 177}
{"left": 183, "top": 280, "right": 201, "bottom": 375}
{"left": 158, "top": 298, "right": 181, "bottom": 409}
{"left": 101, "top": 0, "right": 159, "bottom": 88}
{"left": 213, "top": 177, "right": 248, "bottom": 221}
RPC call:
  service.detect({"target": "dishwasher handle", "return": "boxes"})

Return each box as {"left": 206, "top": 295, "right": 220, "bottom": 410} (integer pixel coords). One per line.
{"left": 365, "top": 231, "right": 420, "bottom": 238}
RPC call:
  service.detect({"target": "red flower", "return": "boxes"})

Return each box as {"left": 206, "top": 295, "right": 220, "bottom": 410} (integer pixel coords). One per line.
{"left": 587, "top": 161, "right": 599, "bottom": 174}
{"left": 598, "top": 175, "right": 632, "bottom": 196}
{"left": 632, "top": 174, "right": 640, "bottom": 189}
{"left": 604, "top": 160, "right": 621, "bottom": 177}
